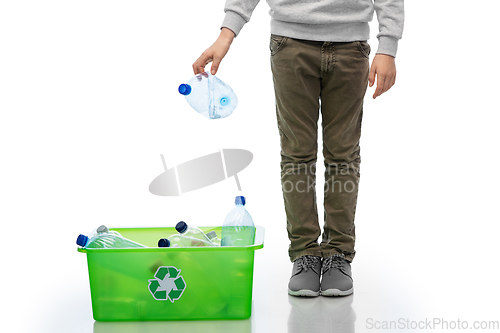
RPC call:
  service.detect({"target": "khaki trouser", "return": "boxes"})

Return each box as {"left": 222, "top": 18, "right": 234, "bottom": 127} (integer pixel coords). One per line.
{"left": 270, "top": 35, "right": 370, "bottom": 263}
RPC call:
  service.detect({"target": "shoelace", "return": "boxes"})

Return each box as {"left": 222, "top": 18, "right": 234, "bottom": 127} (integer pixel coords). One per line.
{"left": 296, "top": 255, "right": 321, "bottom": 273}
{"left": 322, "top": 254, "right": 347, "bottom": 275}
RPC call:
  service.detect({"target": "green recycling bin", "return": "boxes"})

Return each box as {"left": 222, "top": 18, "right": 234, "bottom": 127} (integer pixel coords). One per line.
{"left": 78, "top": 225, "right": 264, "bottom": 321}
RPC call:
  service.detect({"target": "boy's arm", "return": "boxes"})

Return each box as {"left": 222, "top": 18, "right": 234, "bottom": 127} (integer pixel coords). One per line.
{"left": 369, "top": 54, "right": 396, "bottom": 99}
{"left": 193, "top": 0, "right": 261, "bottom": 75}
{"left": 193, "top": 28, "right": 235, "bottom": 75}
{"left": 369, "top": 0, "right": 404, "bottom": 99}
{"left": 222, "top": 0, "right": 262, "bottom": 37}
{"left": 373, "top": 0, "right": 404, "bottom": 57}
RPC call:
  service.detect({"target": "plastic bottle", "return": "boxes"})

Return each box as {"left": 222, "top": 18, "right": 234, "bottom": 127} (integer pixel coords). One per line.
{"left": 178, "top": 72, "right": 238, "bottom": 119}
{"left": 76, "top": 227, "right": 147, "bottom": 249}
{"left": 167, "top": 221, "right": 216, "bottom": 247}
{"left": 158, "top": 238, "right": 179, "bottom": 248}
{"left": 206, "top": 231, "right": 221, "bottom": 246}
{"left": 221, "top": 196, "right": 256, "bottom": 246}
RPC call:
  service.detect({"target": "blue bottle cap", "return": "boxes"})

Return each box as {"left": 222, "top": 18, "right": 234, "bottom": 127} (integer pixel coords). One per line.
{"left": 175, "top": 221, "right": 188, "bottom": 233}
{"left": 235, "top": 196, "right": 246, "bottom": 205}
{"left": 158, "top": 238, "right": 171, "bottom": 247}
{"left": 178, "top": 84, "right": 192, "bottom": 95}
{"left": 76, "top": 234, "right": 89, "bottom": 247}
{"left": 220, "top": 97, "right": 229, "bottom": 106}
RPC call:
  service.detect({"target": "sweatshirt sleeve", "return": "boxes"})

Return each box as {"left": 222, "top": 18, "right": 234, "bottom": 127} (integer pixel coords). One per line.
{"left": 221, "top": 0, "right": 262, "bottom": 36}
{"left": 373, "top": 0, "right": 404, "bottom": 57}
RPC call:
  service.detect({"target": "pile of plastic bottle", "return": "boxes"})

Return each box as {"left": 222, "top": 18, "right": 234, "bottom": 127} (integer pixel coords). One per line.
{"left": 76, "top": 196, "right": 255, "bottom": 249}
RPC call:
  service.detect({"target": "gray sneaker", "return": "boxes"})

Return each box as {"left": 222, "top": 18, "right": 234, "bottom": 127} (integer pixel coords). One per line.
{"left": 320, "top": 255, "right": 353, "bottom": 296}
{"left": 288, "top": 255, "right": 322, "bottom": 297}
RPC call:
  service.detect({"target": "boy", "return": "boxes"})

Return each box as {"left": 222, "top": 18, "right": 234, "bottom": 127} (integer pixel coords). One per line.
{"left": 193, "top": 0, "right": 404, "bottom": 296}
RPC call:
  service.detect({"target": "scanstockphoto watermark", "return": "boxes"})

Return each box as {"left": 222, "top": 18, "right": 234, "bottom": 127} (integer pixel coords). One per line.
{"left": 282, "top": 162, "right": 359, "bottom": 176}
{"left": 281, "top": 176, "right": 358, "bottom": 194}
{"left": 366, "top": 317, "right": 500, "bottom": 330}
{"left": 281, "top": 162, "right": 359, "bottom": 194}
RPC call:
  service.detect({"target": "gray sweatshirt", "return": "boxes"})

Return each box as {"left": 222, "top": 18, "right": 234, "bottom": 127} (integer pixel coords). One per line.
{"left": 222, "top": 0, "right": 404, "bottom": 57}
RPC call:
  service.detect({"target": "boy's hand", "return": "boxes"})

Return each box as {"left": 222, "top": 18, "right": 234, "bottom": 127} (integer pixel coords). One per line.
{"left": 193, "top": 27, "right": 235, "bottom": 75}
{"left": 368, "top": 54, "right": 396, "bottom": 99}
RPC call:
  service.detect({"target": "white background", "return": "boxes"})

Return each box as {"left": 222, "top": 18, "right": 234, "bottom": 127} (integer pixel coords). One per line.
{"left": 1, "top": 0, "right": 499, "bottom": 332}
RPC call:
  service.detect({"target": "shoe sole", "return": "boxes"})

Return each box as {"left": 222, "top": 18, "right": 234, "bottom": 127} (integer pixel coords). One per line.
{"left": 321, "top": 287, "right": 354, "bottom": 297}
{"left": 288, "top": 289, "right": 320, "bottom": 297}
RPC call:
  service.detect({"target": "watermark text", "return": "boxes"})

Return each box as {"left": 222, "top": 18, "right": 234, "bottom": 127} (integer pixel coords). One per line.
{"left": 366, "top": 317, "right": 499, "bottom": 330}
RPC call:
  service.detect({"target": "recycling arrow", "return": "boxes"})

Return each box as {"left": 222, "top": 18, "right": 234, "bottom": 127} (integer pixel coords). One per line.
{"left": 148, "top": 266, "right": 186, "bottom": 303}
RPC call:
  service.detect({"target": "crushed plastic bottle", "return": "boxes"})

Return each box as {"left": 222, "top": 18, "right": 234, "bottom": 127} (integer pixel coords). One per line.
{"left": 221, "top": 196, "right": 256, "bottom": 246}
{"left": 178, "top": 72, "right": 238, "bottom": 119}
{"left": 76, "top": 226, "right": 147, "bottom": 249}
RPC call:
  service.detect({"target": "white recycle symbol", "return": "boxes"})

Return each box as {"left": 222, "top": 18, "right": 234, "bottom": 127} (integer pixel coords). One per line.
{"left": 148, "top": 266, "right": 186, "bottom": 303}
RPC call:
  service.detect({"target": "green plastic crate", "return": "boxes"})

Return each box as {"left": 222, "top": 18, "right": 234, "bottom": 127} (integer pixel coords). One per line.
{"left": 78, "top": 226, "right": 264, "bottom": 321}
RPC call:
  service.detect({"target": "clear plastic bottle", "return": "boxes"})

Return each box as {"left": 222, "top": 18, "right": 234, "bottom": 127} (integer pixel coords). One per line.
{"left": 206, "top": 231, "right": 221, "bottom": 246}
{"left": 166, "top": 221, "right": 216, "bottom": 247}
{"left": 178, "top": 72, "right": 238, "bottom": 119}
{"left": 221, "top": 196, "right": 256, "bottom": 246}
{"left": 76, "top": 227, "right": 147, "bottom": 249}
